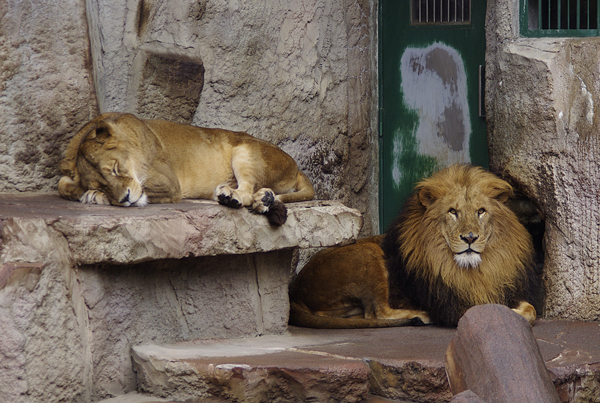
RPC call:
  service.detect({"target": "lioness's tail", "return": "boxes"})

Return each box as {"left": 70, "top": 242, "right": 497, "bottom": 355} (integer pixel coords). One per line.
{"left": 277, "top": 171, "right": 315, "bottom": 204}
{"left": 289, "top": 307, "right": 426, "bottom": 329}
{"left": 265, "top": 200, "right": 288, "bottom": 226}
{"left": 266, "top": 171, "right": 314, "bottom": 226}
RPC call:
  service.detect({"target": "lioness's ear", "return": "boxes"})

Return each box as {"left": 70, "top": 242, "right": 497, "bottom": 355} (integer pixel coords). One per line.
{"left": 486, "top": 180, "right": 513, "bottom": 204}
{"left": 90, "top": 121, "right": 113, "bottom": 143}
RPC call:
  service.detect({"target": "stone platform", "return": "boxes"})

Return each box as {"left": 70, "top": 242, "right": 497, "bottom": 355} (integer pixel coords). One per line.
{"left": 0, "top": 194, "right": 362, "bottom": 402}
{"left": 104, "top": 320, "right": 599, "bottom": 403}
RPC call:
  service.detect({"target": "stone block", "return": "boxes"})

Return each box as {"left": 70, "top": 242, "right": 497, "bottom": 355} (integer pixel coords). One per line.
{"left": 445, "top": 304, "right": 561, "bottom": 403}
{"left": 486, "top": 7, "right": 600, "bottom": 321}
{"left": 132, "top": 344, "right": 370, "bottom": 402}
{"left": 0, "top": 194, "right": 362, "bottom": 401}
{"left": 451, "top": 390, "right": 487, "bottom": 403}
{"left": 134, "top": 48, "right": 205, "bottom": 123}
{"left": 0, "top": 0, "right": 98, "bottom": 192}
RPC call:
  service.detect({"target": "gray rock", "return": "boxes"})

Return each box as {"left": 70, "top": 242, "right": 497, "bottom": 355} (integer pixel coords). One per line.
{"left": 0, "top": 195, "right": 362, "bottom": 401}
{"left": 486, "top": 5, "right": 600, "bottom": 321}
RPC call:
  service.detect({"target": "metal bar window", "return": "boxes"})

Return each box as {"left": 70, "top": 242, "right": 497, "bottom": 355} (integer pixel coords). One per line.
{"left": 522, "top": 0, "right": 600, "bottom": 36}
{"left": 411, "top": 0, "right": 471, "bottom": 25}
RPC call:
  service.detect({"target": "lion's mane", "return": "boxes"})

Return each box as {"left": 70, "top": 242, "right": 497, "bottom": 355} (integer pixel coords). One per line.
{"left": 383, "top": 165, "right": 539, "bottom": 326}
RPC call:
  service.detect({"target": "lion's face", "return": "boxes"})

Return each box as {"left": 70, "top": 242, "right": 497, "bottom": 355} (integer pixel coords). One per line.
{"left": 431, "top": 187, "right": 497, "bottom": 269}
{"left": 75, "top": 120, "right": 149, "bottom": 207}
{"left": 414, "top": 165, "right": 517, "bottom": 271}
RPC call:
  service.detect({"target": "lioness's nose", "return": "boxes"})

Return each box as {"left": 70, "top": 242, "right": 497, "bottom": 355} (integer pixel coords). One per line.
{"left": 460, "top": 232, "right": 478, "bottom": 245}
{"left": 119, "top": 190, "right": 131, "bottom": 204}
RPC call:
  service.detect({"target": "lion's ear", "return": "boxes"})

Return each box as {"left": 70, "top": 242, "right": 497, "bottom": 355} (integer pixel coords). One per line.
{"left": 486, "top": 180, "right": 513, "bottom": 204}
{"left": 418, "top": 186, "right": 437, "bottom": 207}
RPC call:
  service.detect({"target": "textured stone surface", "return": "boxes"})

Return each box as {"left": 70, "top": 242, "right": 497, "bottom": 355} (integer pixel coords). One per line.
{"left": 133, "top": 348, "right": 371, "bottom": 402}
{"left": 98, "top": 393, "right": 173, "bottom": 403}
{"left": 79, "top": 249, "right": 295, "bottom": 398}
{"left": 0, "top": 194, "right": 362, "bottom": 264}
{"left": 486, "top": 2, "right": 600, "bottom": 321}
{"left": 130, "top": 322, "right": 600, "bottom": 403}
{"left": 0, "top": 0, "right": 98, "bottom": 192}
{"left": 0, "top": 194, "right": 362, "bottom": 401}
{"left": 86, "top": 0, "right": 380, "bottom": 236}
{"left": 446, "top": 305, "right": 560, "bottom": 403}
{"left": 1, "top": 0, "right": 379, "bottom": 236}
{"left": 450, "top": 390, "right": 487, "bottom": 403}
{"left": 132, "top": 326, "right": 455, "bottom": 403}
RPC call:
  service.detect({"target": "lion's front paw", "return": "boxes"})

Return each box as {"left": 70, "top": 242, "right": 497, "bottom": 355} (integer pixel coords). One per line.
{"left": 512, "top": 301, "right": 536, "bottom": 326}
{"left": 215, "top": 184, "right": 242, "bottom": 208}
{"left": 252, "top": 188, "right": 275, "bottom": 214}
{"left": 80, "top": 190, "right": 110, "bottom": 205}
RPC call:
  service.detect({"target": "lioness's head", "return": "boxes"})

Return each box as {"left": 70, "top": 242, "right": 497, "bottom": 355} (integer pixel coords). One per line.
{"left": 401, "top": 164, "right": 531, "bottom": 272}
{"left": 59, "top": 113, "right": 158, "bottom": 206}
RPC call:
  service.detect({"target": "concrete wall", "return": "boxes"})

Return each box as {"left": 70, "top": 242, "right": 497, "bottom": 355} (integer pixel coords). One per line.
{"left": 486, "top": 0, "right": 600, "bottom": 321}
{"left": 0, "top": 0, "right": 379, "bottom": 236}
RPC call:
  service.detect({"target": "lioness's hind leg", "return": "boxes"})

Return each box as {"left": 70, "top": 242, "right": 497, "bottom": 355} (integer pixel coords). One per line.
{"left": 512, "top": 301, "right": 536, "bottom": 326}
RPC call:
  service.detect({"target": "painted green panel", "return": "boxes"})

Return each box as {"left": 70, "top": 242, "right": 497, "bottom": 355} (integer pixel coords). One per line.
{"left": 379, "top": 0, "right": 488, "bottom": 232}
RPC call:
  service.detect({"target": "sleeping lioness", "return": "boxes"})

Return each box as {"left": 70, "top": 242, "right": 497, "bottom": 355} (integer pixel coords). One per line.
{"left": 58, "top": 113, "right": 315, "bottom": 225}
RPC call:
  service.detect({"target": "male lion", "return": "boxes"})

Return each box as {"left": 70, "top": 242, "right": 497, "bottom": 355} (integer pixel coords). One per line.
{"left": 289, "top": 164, "right": 539, "bottom": 327}
{"left": 58, "top": 113, "right": 315, "bottom": 225}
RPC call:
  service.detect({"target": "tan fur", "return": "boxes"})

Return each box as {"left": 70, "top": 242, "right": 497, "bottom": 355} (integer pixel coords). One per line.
{"left": 289, "top": 165, "right": 536, "bottom": 328}
{"left": 400, "top": 165, "right": 532, "bottom": 306}
{"left": 58, "top": 113, "right": 314, "bottom": 221}
{"left": 289, "top": 236, "right": 431, "bottom": 328}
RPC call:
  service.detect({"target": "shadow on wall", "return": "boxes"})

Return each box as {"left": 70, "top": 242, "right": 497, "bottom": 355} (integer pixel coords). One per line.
{"left": 508, "top": 188, "right": 546, "bottom": 315}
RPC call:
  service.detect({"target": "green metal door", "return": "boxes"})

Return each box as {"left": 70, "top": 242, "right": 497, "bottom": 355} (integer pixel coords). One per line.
{"left": 379, "top": 0, "right": 488, "bottom": 231}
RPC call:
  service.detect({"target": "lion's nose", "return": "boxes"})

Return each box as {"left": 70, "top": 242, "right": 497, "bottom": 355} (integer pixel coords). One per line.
{"left": 460, "top": 232, "right": 478, "bottom": 245}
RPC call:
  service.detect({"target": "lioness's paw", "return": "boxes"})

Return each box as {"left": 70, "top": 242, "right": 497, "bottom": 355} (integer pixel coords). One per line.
{"left": 252, "top": 188, "right": 275, "bottom": 214}
{"left": 215, "top": 185, "right": 242, "bottom": 208}
{"left": 80, "top": 190, "right": 110, "bottom": 205}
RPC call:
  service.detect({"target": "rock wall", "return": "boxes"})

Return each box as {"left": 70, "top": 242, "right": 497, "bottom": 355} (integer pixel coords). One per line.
{"left": 0, "top": 0, "right": 379, "bottom": 235}
{"left": 486, "top": 1, "right": 600, "bottom": 320}
{"left": 0, "top": 0, "right": 98, "bottom": 192}
{"left": 0, "top": 196, "right": 362, "bottom": 401}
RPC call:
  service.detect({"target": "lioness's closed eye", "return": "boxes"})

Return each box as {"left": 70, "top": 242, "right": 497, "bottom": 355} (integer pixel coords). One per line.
{"left": 58, "top": 113, "right": 315, "bottom": 226}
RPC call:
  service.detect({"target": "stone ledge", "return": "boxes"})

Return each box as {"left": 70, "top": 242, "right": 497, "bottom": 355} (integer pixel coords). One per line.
{"left": 130, "top": 321, "right": 600, "bottom": 403}
{"left": 0, "top": 193, "right": 363, "bottom": 265}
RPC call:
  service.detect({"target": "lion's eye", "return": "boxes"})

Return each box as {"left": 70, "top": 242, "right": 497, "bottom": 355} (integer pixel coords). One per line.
{"left": 448, "top": 208, "right": 458, "bottom": 216}
{"left": 478, "top": 208, "right": 486, "bottom": 216}
{"left": 112, "top": 163, "right": 119, "bottom": 176}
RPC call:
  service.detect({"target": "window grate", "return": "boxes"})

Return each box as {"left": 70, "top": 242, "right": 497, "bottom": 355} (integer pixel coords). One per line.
{"left": 411, "top": 0, "right": 471, "bottom": 25}
{"left": 521, "top": 0, "right": 600, "bottom": 36}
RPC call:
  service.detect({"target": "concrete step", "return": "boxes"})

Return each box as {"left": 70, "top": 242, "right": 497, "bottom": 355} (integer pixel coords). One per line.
{"left": 124, "top": 321, "right": 600, "bottom": 403}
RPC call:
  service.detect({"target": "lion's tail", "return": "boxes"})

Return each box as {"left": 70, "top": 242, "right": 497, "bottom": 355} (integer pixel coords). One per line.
{"left": 288, "top": 308, "right": 425, "bottom": 329}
